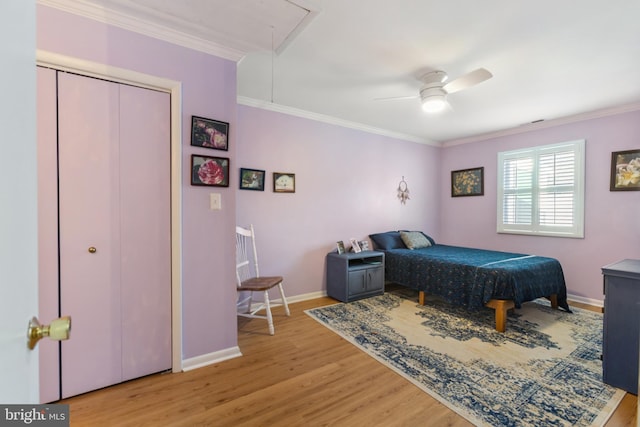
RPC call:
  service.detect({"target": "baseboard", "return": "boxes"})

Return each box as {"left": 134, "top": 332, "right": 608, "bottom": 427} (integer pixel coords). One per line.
{"left": 182, "top": 346, "right": 243, "bottom": 372}
{"left": 244, "top": 290, "right": 329, "bottom": 312}
{"left": 567, "top": 293, "right": 604, "bottom": 309}
{"left": 286, "top": 290, "right": 327, "bottom": 303}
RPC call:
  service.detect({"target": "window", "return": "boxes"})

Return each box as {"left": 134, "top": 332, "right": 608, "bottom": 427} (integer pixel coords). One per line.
{"left": 497, "top": 139, "right": 585, "bottom": 238}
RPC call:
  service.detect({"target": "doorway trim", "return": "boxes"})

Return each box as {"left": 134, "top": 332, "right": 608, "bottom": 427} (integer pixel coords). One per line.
{"left": 36, "top": 50, "right": 183, "bottom": 373}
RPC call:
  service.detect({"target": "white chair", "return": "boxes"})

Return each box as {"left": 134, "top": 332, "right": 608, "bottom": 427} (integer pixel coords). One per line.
{"left": 236, "top": 224, "right": 290, "bottom": 335}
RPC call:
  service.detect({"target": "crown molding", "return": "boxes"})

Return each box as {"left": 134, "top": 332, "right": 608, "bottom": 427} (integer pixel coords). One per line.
{"left": 237, "top": 96, "right": 439, "bottom": 146}
{"left": 443, "top": 102, "right": 640, "bottom": 147}
{"left": 38, "top": 0, "right": 246, "bottom": 61}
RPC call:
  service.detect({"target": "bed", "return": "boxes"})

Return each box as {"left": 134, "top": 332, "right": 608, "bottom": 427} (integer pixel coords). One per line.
{"left": 369, "top": 231, "right": 571, "bottom": 332}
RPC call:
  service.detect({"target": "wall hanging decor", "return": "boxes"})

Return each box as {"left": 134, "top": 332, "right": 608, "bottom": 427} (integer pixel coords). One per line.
{"left": 397, "top": 176, "right": 410, "bottom": 204}
{"left": 273, "top": 172, "right": 295, "bottom": 193}
{"left": 239, "top": 168, "right": 265, "bottom": 191}
{"left": 451, "top": 167, "right": 484, "bottom": 197}
{"left": 610, "top": 149, "right": 640, "bottom": 191}
{"left": 191, "top": 155, "right": 229, "bottom": 187}
{"left": 191, "top": 116, "right": 229, "bottom": 151}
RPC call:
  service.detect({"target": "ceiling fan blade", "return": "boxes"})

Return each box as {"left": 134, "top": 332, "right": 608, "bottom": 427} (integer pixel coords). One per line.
{"left": 443, "top": 68, "right": 492, "bottom": 94}
{"left": 374, "top": 95, "right": 419, "bottom": 101}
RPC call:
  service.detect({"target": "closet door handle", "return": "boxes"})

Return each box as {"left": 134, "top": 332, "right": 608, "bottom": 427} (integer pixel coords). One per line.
{"left": 88, "top": 247, "right": 97, "bottom": 253}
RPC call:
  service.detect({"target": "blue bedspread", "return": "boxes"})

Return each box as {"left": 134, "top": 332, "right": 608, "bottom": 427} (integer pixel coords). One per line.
{"left": 384, "top": 245, "right": 570, "bottom": 311}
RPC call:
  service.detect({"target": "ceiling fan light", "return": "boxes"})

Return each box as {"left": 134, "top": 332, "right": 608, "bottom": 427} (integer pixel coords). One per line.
{"left": 422, "top": 96, "right": 446, "bottom": 113}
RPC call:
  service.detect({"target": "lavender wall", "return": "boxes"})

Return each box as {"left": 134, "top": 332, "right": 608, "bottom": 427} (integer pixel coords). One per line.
{"left": 235, "top": 106, "right": 441, "bottom": 298}
{"left": 38, "top": 3, "right": 636, "bottom": 367}
{"left": 37, "top": 5, "right": 238, "bottom": 359}
{"left": 440, "top": 110, "right": 640, "bottom": 303}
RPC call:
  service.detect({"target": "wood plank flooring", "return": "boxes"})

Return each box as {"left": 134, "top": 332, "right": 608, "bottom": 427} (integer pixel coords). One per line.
{"left": 60, "top": 296, "right": 637, "bottom": 426}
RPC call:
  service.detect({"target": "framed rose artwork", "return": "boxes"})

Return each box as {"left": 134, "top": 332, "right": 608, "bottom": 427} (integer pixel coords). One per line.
{"left": 191, "top": 155, "right": 229, "bottom": 187}
{"left": 191, "top": 116, "right": 229, "bottom": 151}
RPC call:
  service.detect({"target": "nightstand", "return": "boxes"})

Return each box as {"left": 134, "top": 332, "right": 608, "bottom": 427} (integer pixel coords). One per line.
{"left": 326, "top": 251, "right": 385, "bottom": 302}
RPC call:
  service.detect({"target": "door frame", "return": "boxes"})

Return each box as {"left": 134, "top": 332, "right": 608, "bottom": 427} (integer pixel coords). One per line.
{"left": 36, "top": 50, "right": 183, "bottom": 373}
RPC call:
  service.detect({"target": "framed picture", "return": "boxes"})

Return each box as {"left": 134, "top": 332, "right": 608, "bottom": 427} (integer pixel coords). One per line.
{"left": 239, "top": 168, "right": 265, "bottom": 191}
{"left": 349, "top": 238, "right": 361, "bottom": 253}
{"left": 451, "top": 167, "right": 484, "bottom": 197}
{"left": 191, "top": 116, "right": 229, "bottom": 151}
{"left": 610, "top": 149, "right": 640, "bottom": 191}
{"left": 273, "top": 172, "right": 295, "bottom": 193}
{"left": 358, "top": 240, "right": 370, "bottom": 251}
{"left": 336, "top": 241, "right": 346, "bottom": 254}
{"left": 191, "top": 155, "right": 229, "bottom": 187}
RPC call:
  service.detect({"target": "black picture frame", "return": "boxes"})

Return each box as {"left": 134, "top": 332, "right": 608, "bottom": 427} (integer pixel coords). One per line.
{"left": 191, "top": 116, "right": 229, "bottom": 151}
{"left": 191, "top": 155, "right": 229, "bottom": 187}
{"left": 451, "top": 167, "right": 484, "bottom": 197}
{"left": 610, "top": 149, "right": 640, "bottom": 191}
{"left": 273, "top": 172, "right": 295, "bottom": 193}
{"left": 239, "top": 168, "right": 265, "bottom": 191}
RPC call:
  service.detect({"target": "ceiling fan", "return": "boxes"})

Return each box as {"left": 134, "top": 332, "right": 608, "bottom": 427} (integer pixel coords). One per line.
{"left": 377, "top": 68, "right": 493, "bottom": 113}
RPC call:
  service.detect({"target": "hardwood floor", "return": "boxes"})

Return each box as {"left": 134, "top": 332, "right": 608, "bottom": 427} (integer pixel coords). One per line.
{"left": 61, "top": 297, "right": 637, "bottom": 426}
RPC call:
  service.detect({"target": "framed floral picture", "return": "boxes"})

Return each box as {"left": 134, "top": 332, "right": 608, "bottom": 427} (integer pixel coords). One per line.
{"left": 239, "top": 168, "right": 265, "bottom": 191}
{"left": 191, "top": 116, "right": 229, "bottom": 151}
{"left": 610, "top": 149, "right": 640, "bottom": 191}
{"left": 273, "top": 172, "right": 295, "bottom": 193}
{"left": 451, "top": 167, "right": 484, "bottom": 197}
{"left": 191, "top": 155, "right": 229, "bottom": 187}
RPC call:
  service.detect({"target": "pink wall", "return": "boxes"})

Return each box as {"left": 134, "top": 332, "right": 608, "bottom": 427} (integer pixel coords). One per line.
{"left": 236, "top": 106, "right": 441, "bottom": 297}
{"left": 37, "top": 5, "right": 238, "bottom": 359}
{"left": 440, "top": 110, "right": 640, "bottom": 303}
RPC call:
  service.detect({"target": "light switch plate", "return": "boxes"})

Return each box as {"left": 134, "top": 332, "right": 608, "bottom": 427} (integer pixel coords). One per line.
{"left": 210, "top": 193, "right": 221, "bottom": 210}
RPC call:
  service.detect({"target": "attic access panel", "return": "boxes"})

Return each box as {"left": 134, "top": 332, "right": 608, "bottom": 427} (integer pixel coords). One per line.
{"left": 85, "top": 0, "right": 319, "bottom": 53}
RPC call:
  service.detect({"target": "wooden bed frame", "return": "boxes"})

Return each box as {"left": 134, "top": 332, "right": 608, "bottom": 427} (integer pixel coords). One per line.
{"left": 418, "top": 291, "right": 558, "bottom": 332}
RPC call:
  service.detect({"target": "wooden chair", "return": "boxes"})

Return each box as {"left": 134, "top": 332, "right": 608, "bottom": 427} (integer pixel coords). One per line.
{"left": 235, "top": 224, "right": 290, "bottom": 335}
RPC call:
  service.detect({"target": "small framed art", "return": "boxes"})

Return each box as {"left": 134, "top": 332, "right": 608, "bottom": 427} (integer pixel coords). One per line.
{"left": 191, "top": 155, "right": 229, "bottom": 187}
{"left": 273, "top": 172, "right": 295, "bottom": 193}
{"left": 610, "top": 149, "right": 640, "bottom": 191}
{"left": 191, "top": 116, "right": 229, "bottom": 151}
{"left": 349, "top": 238, "right": 361, "bottom": 253}
{"left": 451, "top": 167, "right": 484, "bottom": 197}
{"left": 239, "top": 168, "right": 265, "bottom": 191}
{"left": 336, "top": 241, "right": 346, "bottom": 254}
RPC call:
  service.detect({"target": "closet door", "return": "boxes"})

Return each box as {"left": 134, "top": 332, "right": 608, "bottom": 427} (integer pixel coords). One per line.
{"left": 37, "top": 66, "right": 61, "bottom": 404}
{"left": 57, "top": 73, "right": 171, "bottom": 398}
{"left": 58, "top": 73, "right": 122, "bottom": 398}
{"left": 119, "top": 84, "right": 171, "bottom": 381}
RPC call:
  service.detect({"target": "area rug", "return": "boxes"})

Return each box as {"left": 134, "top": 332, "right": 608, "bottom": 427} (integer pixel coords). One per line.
{"left": 305, "top": 288, "right": 625, "bottom": 427}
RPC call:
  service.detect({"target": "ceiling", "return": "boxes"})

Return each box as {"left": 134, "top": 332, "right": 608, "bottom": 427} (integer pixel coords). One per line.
{"left": 42, "top": 0, "right": 640, "bottom": 145}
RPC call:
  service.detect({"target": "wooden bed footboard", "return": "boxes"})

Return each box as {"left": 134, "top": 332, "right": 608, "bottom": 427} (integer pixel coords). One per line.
{"left": 418, "top": 291, "right": 559, "bottom": 332}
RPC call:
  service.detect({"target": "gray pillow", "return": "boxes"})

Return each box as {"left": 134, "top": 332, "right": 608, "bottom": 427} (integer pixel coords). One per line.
{"left": 400, "top": 231, "right": 432, "bottom": 250}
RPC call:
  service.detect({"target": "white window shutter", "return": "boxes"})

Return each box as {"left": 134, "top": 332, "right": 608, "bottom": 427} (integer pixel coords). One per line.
{"left": 497, "top": 140, "right": 584, "bottom": 238}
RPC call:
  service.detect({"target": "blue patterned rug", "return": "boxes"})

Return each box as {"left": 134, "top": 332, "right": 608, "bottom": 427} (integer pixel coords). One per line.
{"left": 306, "top": 288, "right": 625, "bottom": 427}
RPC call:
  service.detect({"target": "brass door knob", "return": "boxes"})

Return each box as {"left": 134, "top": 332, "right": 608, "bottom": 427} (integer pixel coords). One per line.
{"left": 27, "top": 316, "right": 72, "bottom": 350}
{"left": 88, "top": 247, "right": 97, "bottom": 253}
